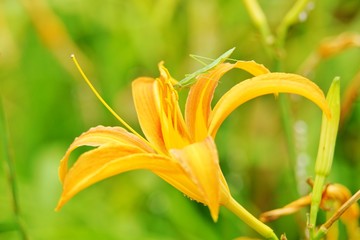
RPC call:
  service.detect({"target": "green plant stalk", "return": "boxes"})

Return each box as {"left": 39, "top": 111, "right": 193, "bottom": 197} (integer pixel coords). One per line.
{"left": 277, "top": 0, "right": 314, "bottom": 48}
{"left": 242, "top": 0, "right": 274, "bottom": 56}
{"left": 278, "top": 94, "right": 301, "bottom": 197}
{"left": 274, "top": 1, "right": 317, "bottom": 181}
{"left": 0, "top": 98, "right": 28, "bottom": 240}
{"left": 243, "top": 0, "right": 300, "bottom": 201}
{"left": 237, "top": 0, "right": 296, "bottom": 236}
{"left": 309, "top": 78, "right": 340, "bottom": 238}
{"left": 224, "top": 196, "right": 279, "bottom": 240}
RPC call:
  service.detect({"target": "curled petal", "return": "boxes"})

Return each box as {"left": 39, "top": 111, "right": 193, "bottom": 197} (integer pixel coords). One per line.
{"left": 232, "top": 60, "right": 271, "bottom": 76}
{"left": 56, "top": 144, "right": 179, "bottom": 211}
{"left": 185, "top": 61, "right": 270, "bottom": 141}
{"left": 209, "top": 72, "right": 331, "bottom": 137}
{"left": 170, "top": 137, "right": 223, "bottom": 221}
{"left": 259, "top": 195, "right": 312, "bottom": 222}
{"left": 324, "top": 184, "right": 359, "bottom": 222}
{"left": 59, "top": 126, "right": 153, "bottom": 183}
{"left": 185, "top": 64, "right": 233, "bottom": 141}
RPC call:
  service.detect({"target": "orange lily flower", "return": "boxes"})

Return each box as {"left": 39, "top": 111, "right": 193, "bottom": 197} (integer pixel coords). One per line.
{"left": 56, "top": 57, "right": 330, "bottom": 239}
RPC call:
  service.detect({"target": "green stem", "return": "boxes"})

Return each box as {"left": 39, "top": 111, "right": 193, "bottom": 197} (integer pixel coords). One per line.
{"left": 274, "top": 0, "right": 318, "bottom": 202}
{"left": 308, "top": 175, "right": 325, "bottom": 235}
{"left": 277, "top": 0, "right": 313, "bottom": 48}
{"left": 224, "top": 196, "right": 279, "bottom": 240}
{"left": 278, "top": 94, "right": 299, "bottom": 197}
{"left": 243, "top": 0, "right": 301, "bottom": 203}
{"left": 0, "top": 98, "right": 28, "bottom": 240}
{"left": 242, "top": 0, "right": 275, "bottom": 57}
{"left": 277, "top": 92, "right": 295, "bottom": 162}
{"left": 273, "top": 0, "right": 310, "bottom": 164}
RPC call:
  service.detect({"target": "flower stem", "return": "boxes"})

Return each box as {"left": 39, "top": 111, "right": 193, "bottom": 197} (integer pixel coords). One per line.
{"left": 277, "top": 0, "right": 313, "bottom": 49}
{"left": 242, "top": 0, "right": 274, "bottom": 57}
{"left": 224, "top": 196, "right": 279, "bottom": 240}
{"left": 243, "top": 0, "right": 303, "bottom": 208}
{"left": 0, "top": 98, "right": 28, "bottom": 240}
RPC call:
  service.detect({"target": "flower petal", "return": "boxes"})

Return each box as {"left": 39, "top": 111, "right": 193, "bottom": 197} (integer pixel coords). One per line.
{"left": 155, "top": 170, "right": 204, "bottom": 204}
{"left": 155, "top": 64, "right": 191, "bottom": 149}
{"left": 133, "top": 64, "right": 191, "bottom": 152}
{"left": 59, "top": 126, "right": 153, "bottom": 183}
{"left": 209, "top": 72, "right": 331, "bottom": 137}
{"left": 170, "top": 137, "right": 223, "bottom": 221}
{"left": 185, "top": 61, "right": 270, "bottom": 141}
{"left": 132, "top": 77, "right": 168, "bottom": 154}
{"left": 56, "top": 144, "right": 180, "bottom": 211}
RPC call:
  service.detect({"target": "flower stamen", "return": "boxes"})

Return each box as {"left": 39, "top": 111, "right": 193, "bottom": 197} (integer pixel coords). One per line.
{"left": 71, "top": 54, "right": 156, "bottom": 150}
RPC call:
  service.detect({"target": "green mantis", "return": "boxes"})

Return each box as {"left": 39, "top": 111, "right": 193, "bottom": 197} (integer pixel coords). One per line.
{"left": 174, "top": 47, "right": 236, "bottom": 88}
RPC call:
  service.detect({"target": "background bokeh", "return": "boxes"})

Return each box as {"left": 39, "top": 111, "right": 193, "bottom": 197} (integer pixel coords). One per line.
{"left": 1, "top": 0, "right": 360, "bottom": 239}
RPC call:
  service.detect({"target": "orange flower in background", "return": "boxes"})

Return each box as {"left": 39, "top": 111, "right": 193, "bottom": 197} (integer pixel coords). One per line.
{"left": 56, "top": 55, "right": 330, "bottom": 239}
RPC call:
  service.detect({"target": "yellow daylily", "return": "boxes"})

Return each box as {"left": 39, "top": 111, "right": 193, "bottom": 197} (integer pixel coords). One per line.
{"left": 56, "top": 57, "right": 330, "bottom": 239}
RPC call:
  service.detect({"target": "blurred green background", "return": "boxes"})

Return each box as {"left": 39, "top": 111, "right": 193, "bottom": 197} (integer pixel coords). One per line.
{"left": 1, "top": 0, "right": 360, "bottom": 239}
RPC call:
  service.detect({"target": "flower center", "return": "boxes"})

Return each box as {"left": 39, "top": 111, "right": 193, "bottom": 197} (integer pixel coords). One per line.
{"left": 156, "top": 65, "right": 190, "bottom": 150}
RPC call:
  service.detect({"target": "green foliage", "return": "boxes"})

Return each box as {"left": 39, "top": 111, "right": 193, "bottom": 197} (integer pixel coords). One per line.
{"left": 1, "top": 0, "right": 359, "bottom": 239}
